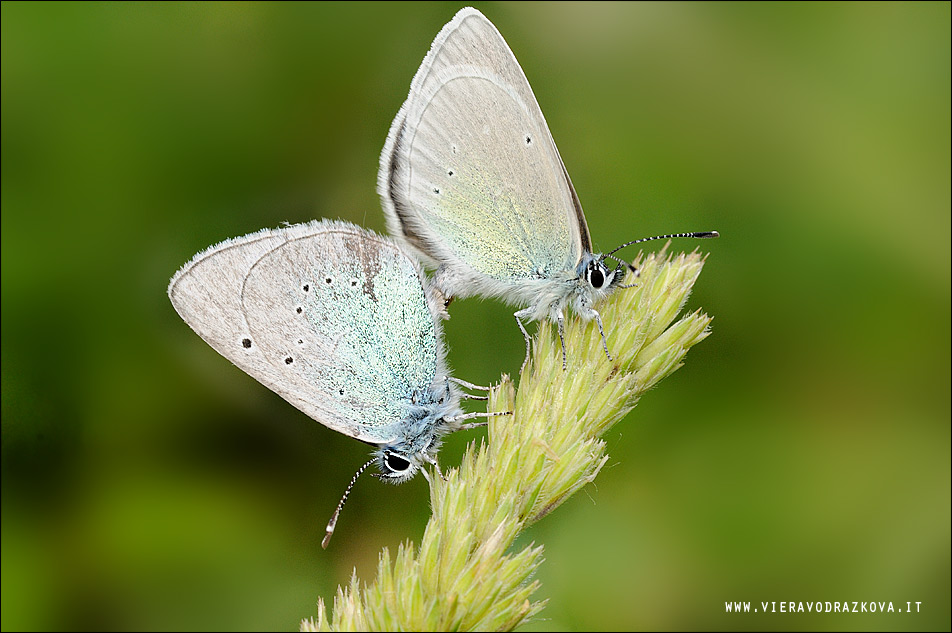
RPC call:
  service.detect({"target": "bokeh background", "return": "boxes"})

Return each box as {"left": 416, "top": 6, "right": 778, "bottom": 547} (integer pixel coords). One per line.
{"left": 3, "top": 2, "right": 948, "bottom": 630}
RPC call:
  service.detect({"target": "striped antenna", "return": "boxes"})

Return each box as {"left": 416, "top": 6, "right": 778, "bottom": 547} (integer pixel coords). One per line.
{"left": 606, "top": 231, "right": 719, "bottom": 257}
{"left": 322, "top": 457, "right": 376, "bottom": 549}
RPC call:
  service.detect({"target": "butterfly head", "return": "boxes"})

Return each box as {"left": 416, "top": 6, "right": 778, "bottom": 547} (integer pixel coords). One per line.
{"left": 576, "top": 253, "right": 630, "bottom": 306}
{"left": 375, "top": 449, "right": 425, "bottom": 483}
{"left": 373, "top": 393, "right": 460, "bottom": 484}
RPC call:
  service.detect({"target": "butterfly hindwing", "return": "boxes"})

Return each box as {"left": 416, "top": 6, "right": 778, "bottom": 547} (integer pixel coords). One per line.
{"left": 169, "top": 220, "right": 446, "bottom": 444}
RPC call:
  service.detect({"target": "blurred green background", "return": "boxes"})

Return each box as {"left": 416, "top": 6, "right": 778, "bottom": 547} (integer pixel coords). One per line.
{"left": 2, "top": 2, "right": 948, "bottom": 630}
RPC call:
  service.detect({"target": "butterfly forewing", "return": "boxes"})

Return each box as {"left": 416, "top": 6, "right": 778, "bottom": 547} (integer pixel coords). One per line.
{"left": 170, "top": 221, "right": 444, "bottom": 445}
{"left": 380, "top": 8, "right": 591, "bottom": 295}
{"left": 169, "top": 228, "right": 315, "bottom": 403}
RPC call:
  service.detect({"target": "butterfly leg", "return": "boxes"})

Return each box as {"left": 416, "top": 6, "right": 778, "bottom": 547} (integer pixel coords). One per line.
{"left": 449, "top": 376, "right": 490, "bottom": 391}
{"left": 446, "top": 410, "right": 510, "bottom": 429}
{"left": 587, "top": 307, "right": 613, "bottom": 362}
{"left": 514, "top": 309, "right": 534, "bottom": 374}
{"left": 444, "top": 376, "right": 510, "bottom": 427}
{"left": 422, "top": 452, "right": 445, "bottom": 481}
{"left": 557, "top": 310, "right": 567, "bottom": 370}
{"left": 448, "top": 376, "right": 490, "bottom": 400}
{"left": 616, "top": 261, "right": 641, "bottom": 289}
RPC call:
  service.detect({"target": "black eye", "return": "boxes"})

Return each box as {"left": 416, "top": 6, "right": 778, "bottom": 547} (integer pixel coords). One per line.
{"left": 384, "top": 453, "right": 411, "bottom": 473}
{"left": 589, "top": 265, "right": 605, "bottom": 289}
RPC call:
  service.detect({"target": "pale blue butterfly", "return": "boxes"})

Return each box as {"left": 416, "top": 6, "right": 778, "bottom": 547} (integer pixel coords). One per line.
{"left": 168, "top": 220, "right": 500, "bottom": 546}
{"left": 379, "top": 8, "right": 717, "bottom": 369}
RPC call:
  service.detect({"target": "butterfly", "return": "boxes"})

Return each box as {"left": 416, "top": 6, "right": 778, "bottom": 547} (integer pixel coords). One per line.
{"left": 168, "top": 220, "right": 500, "bottom": 546}
{"left": 379, "top": 7, "right": 717, "bottom": 369}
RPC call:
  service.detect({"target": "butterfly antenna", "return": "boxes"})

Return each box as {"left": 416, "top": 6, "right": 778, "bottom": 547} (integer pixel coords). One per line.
{"left": 603, "top": 253, "right": 639, "bottom": 274}
{"left": 605, "top": 231, "right": 719, "bottom": 258}
{"left": 322, "top": 457, "right": 376, "bottom": 549}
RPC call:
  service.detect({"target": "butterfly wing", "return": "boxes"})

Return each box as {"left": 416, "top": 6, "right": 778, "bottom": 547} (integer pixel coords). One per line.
{"left": 379, "top": 7, "right": 591, "bottom": 300}
{"left": 168, "top": 220, "right": 444, "bottom": 445}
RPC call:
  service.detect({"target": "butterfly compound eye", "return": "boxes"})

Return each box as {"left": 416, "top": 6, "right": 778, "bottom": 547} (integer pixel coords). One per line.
{"left": 384, "top": 452, "right": 411, "bottom": 474}
{"left": 587, "top": 263, "right": 605, "bottom": 289}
